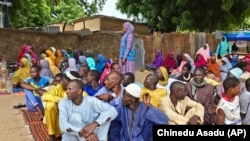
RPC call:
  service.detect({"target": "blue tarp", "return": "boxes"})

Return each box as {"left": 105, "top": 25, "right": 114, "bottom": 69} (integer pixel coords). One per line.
{"left": 223, "top": 31, "right": 250, "bottom": 41}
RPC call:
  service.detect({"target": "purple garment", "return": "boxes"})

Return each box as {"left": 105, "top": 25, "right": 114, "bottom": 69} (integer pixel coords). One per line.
{"left": 151, "top": 50, "right": 163, "bottom": 69}
{"left": 119, "top": 60, "right": 135, "bottom": 75}
{"left": 122, "top": 22, "right": 134, "bottom": 59}
{"left": 119, "top": 22, "right": 136, "bottom": 75}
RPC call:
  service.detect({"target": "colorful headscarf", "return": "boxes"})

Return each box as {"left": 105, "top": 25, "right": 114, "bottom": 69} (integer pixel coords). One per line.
{"left": 151, "top": 50, "right": 163, "bottom": 69}
{"left": 161, "top": 52, "right": 177, "bottom": 71}
{"left": 159, "top": 66, "right": 168, "bottom": 86}
{"left": 123, "top": 22, "right": 134, "bottom": 34}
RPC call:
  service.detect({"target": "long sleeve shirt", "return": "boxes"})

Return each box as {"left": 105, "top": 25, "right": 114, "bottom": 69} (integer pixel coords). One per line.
{"left": 160, "top": 95, "right": 204, "bottom": 125}
{"left": 58, "top": 96, "right": 118, "bottom": 140}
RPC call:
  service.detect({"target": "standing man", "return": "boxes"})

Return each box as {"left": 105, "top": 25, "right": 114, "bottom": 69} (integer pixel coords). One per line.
{"left": 59, "top": 79, "right": 118, "bottom": 141}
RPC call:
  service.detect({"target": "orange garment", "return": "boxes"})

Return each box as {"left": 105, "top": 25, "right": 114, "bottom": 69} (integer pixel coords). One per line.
{"left": 207, "top": 58, "right": 221, "bottom": 79}
{"left": 55, "top": 50, "right": 64, "bottom": 66}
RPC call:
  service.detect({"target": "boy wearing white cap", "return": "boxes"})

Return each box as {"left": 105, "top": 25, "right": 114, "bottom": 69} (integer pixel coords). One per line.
{"left": 109, "top": 83, "right": 168, "bottom": 141}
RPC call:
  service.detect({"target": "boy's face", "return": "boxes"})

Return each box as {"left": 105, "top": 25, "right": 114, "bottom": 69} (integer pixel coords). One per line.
{"left": 229, "top": 84, "right": 241, "bottom": 97}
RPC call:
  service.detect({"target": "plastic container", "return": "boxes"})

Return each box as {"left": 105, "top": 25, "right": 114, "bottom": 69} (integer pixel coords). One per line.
{"left": 0, "top": 76, "right": 5, "bottom": 90}
{"left": 0, "top": 58, "right": 7, "bottom": 71}
{"left": 5, "top": 77, "right": 13, "bottom": 94}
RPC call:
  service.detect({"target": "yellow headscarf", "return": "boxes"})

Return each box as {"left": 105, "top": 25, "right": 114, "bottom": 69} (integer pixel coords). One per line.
{"left": 12, "top": 57, "right": 31, "bottom": 85}
{"left": 45, "top": 57, "right": 61, "bottom": 77}
{"left": 159, "top": 66, "right": 168, "bottom": 86}
{"left": 46, "top": 49, "right": 56, "bottom": 64}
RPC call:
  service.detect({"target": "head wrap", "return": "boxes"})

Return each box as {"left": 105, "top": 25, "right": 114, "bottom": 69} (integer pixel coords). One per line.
{"left": 159, "top": 66, "right": 168, "bottom": 85}
{"left": 64, "top": 71, "right": 80, "bottom": 81}
{"left": 125, "top": 83, "right": 142, "bottom": 98}
{"left": 229, "top": 68, "right": 243, "bottom": 79}
{"left": 50, "top": 47, "right": 56, "bottom": 55}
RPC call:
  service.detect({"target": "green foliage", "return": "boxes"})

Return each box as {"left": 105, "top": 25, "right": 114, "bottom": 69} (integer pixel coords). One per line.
{"left": 51, "top": 0, "right": 85, "bottom": 23}
{"left": 7, "top": 0, "right": 107, "bottom": 28}
{"left": 8, "top": 0, "right": 51, "bottom": 28}
{"left": 78, "top": 0, "right": 106, "bottom": 16}
{"left": 116, "top": 0, "right": 250, "bottom": 32}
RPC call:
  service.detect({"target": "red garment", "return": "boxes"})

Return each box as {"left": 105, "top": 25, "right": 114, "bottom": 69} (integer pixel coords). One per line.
{"left": 194, "top": 54, "right": 207, "bottom": 67}
{"left": 17, "top": 44, "right": 27, "bottom": 62}
{"left": 161, "top": 52, "right": 177, "bottom": 71}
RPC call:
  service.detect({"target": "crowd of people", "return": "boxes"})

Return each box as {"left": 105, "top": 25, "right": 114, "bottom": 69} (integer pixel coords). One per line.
{"left": 8, "top": 21, "right": 250, "bottom": 141}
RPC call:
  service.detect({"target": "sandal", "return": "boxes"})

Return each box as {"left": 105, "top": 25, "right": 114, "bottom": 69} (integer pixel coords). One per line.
{"left": 13, "top": 103, "right": 26, "bottom": 109}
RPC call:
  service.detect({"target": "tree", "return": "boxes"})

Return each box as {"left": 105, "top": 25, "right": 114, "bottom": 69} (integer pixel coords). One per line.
{"left": 8, "top": 0, "right": 51, "bottom": 28}
{"left": 116, "top": 0, "right": 250, "bottom": 33}
{"left": 51, "top": 0, "right": 85, "bottom": 24}
{"left": 8, "top": 0, "right": 107, "bottom": 28}
{"left": 78, "top": 0, "right": 106, "bottom": 16}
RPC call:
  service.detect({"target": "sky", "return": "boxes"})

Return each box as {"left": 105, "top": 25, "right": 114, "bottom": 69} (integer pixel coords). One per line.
{"left": 98, "top": 0, "right": 128, "bottom": 19}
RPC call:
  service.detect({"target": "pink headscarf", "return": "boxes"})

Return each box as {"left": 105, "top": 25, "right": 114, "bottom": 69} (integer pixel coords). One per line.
{"left": 196, "top": 43, "right": 210, "bottom": 62}
{"left": 195, "top": 54, "right": 207, "bottom": 67}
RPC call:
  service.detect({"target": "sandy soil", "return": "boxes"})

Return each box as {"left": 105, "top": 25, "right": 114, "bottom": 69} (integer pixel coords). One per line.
{"left": 0, "top": 94, "right": 34, "bottom": 141}
{"left": 0, "top": 70, "right": 150, "bottom": 141}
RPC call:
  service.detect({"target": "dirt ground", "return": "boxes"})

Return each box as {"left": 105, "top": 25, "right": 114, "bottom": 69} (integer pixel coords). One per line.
{"left": 0, "top": 70, "right": 150, "bottom": 141}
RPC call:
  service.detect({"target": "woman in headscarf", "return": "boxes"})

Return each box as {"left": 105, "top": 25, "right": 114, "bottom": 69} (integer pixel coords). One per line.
{"left": 25, "top": 45, "right": 39, "bottom": 65}
{"left": 219, "top": 56, "right": 232, "bottom": 81}
{"left": 44, "top": 55, "right": 60, "bottom": 77}
{"left": 231, "top": 54, "right": 239, "bottom": 67}
{"left": 196, "top": 43, "right": 210, "bottom": 62}
{"left": 95, "top": 53, "right": 106, "bottom": 74}
{"left": 73, "top": 49, "right": 83, "bottom": 64}
{"left": 45, "top": 49, "right": 56, "bottom": 64}
{"left": 39, "top": 59, "right": 53, "bottom": 78}
{"left": 17, "top": 44, "right": 28, "bottom": 63}
{"left": 66, "top": 48, "right": 74, "bottom": 58}
{"left": 161, "top": 52, "right": 177, "bottom": 74}
{"left": 216, "top": 36, "right": 232, "bottom": 57}
{"left": 119, "top": 22, "right": 136, "bottom": 75}
{"left": 76, "top": 55, "right": 87, "bottom": 70}
{"left": 170, "top": 53, "right": 190, "bottom": 78}
{"left": 86, "top": 50, "right": 96, "bottom": 70}
{"left": 207, "top": 53, "right": 221, "bottom": 82}
{"left": 155, "top": 66, "right": 184, "bottom": 94}
{"left": 55, "top": 49, "right": 64, "bottom": 67}
{"left": 64, "top": 58, "right": 77, "bottom": 73}
{"left": 194, "top": 54, "right": 207, "bottom": 68}
{"left": 23, "top": 53, "right": 33, "bottom": 66}
{"left": 146, "top": 49, "right": 163, "bottom": 71}
{"left": 12, "top": 57, "right": 31, "bottom": 92}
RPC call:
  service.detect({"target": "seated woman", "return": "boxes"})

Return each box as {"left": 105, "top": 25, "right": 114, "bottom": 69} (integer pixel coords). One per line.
{"left": 194, "top": 54, "right": 207, "bottom": 68}
{"left": 170, "top": 53, "right": 190, "bottom": 78}
{"left": 146, "top": 49, "right": 163, "bottom": 71}
{"left": 12, "top": 57, "right": 31, "bottom": 93}
{"left": 206, "top": 53, "right": 221, "bottom": 82}
{"left": 219, "top": 56, "right": 232, "bottom": 81}
{"left": 161, "top": 52, "right": 177, "bottom": 74}
{"left": 177, "top": 63, "right": 193, "bottom": 82}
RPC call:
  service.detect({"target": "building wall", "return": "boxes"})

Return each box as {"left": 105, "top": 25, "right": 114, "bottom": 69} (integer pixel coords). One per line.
{"left": 100, "top": 18, "right": 150, "bottom": 35}
{"left": 74, "top": 18, "right": 101, "bottom": 31}
{"left": 47, "top": 23, "right": 74, "bottom": 32}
